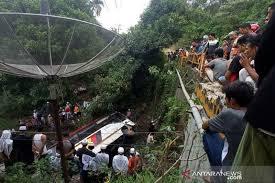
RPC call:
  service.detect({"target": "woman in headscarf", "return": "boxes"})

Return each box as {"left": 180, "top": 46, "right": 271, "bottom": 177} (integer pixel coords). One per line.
{"left": 0, "top": 130, "right": 13, "bottom": 167}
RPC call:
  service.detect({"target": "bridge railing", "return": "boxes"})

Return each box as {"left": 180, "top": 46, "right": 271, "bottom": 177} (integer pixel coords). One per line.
{"left": 179, "top": 51, "right": 206, "bottom": 77}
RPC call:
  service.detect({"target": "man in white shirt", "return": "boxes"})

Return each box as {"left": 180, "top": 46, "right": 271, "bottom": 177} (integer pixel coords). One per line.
{"left": 95, "top": 145, "right": 110, "bottom": 182}
{"left": 112, "top": 147, "right": 128, "bottom": 175}
{"left": 95, "top": 145, "right": 109, "bottom": 172}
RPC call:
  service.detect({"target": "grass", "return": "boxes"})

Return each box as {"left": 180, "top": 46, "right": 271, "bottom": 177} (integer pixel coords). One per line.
{"left": 0, "top": 117, "right": 17, "bottom": 130}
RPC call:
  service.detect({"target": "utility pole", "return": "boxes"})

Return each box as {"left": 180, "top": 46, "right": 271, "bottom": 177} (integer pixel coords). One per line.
{"left": 49, "top": 83, "right": 70, "bottom": 183}
{"left": 41, "top": 1, "right": 69, "bottom": 181}
{"left": 117, "top": 24, "right": 121, "bottom": 34}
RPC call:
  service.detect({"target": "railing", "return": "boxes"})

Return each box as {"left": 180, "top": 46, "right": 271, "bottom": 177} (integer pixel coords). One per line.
{"left": 179, "top": 51, "right": 224, "bottom": 118}
{"left": 179, "top": 51, "right": 206, "bottom": 77}
{"left": 176, "top": 69, "right": 204, "bottom": 133}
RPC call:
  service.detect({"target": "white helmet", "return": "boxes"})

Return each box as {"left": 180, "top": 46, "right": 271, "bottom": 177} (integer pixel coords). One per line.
{"left": 118, "top": 147, "right": 124, "bottom": 154}
{"left": 81, "top": 139, "right": 88, "bottom": 146}
{"left": 130, "top": 148, "right": 135, "bottom": 154}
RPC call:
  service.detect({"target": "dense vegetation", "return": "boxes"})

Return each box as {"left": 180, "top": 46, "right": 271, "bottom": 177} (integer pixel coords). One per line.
{"left": 0, "top": 0, "right": 274, "bottom": 181}
{"left": 1, "top": 0, "right": 272, "bottom": 122}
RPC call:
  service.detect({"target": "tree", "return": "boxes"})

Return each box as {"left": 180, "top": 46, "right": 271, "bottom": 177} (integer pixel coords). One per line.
{"left": 90, "top": 0, "right": 104, "bottom": 16}
{"left": 0, "top": 0, "right": 110, "bottom": 118}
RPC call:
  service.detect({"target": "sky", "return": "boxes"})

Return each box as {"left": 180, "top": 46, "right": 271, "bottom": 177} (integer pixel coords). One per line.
{"left": 97, "top": 0, "right": 151, "bottom": 33}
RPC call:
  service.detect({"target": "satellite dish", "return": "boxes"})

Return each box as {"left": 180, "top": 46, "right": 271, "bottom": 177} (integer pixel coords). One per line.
{"left": 0, "top": 12, "right": 124, "bottom": 79}
{"left": 0, "top": 6, "right": 124, "bottom": 183}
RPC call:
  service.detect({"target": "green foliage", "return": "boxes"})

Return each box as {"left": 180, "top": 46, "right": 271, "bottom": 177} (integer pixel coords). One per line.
{"left": 0, "top": 75, "right": 46, "bottom": 117}
{"left": 161, "top": 97, "right": 185, "bottom": 130}
{"left": 112, "top": 170, "right": 156, "bottom": 183}
{"left": 141, "top": 0, "right": 186, "bottom": 26}
{"left": 0, "top": 0, "right": 111, "bottom": 121}
{"left": 0, "top": 117, "right": 17, "bottom": 129}
{"left": 176, "top": 0, "right": 274, "bottom": 46}
{"left": 150, "top": 63, "right": 179, "bottom": 118}
{"left": 162, "top": 168, "right": 181, "bottom": 183}
{"left": 125, "top": 0, "right": 188, "bottom": 57}
{"left": 4, "top": 159, "right": 62, "bottom": 183}
{"left": 84, "top": 55, "right": 140, "bottom": 118}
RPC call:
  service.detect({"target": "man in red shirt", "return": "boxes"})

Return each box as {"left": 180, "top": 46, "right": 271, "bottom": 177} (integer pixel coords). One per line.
{"left": 128, "top": 148, "right": 138, "bottom": 175}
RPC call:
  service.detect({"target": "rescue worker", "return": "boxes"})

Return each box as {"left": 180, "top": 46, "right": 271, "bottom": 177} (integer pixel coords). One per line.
{"left": 128, "top": 148, "right": 138, "bottom": 175}
{"left": 112, "top": 147, "right": 128, "bottom": 175}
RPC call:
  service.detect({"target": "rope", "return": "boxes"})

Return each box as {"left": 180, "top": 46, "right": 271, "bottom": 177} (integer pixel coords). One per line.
{"left": 153, "top": 125, "right": 201, "bottom": 182}
{"left": 180, "top": 152, "right": 206, "bottom": 161}
{"left": 154, "top": 157, "right": 181, "bottom": 183}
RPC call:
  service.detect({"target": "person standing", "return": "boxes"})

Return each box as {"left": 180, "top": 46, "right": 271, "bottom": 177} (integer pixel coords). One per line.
{"left": 147, "top": 133, "right": 155, "bottom": 145}
{"left": 95, "top": 145, "right": 109, "bottom": 172}
{"left": 149, "top": 120, "right": 156, "bottom": 133}
{"left": 112, "top": 147, "right": 128, "bottom": 175}
{"left": 57, "top": 132, "right": 75, "bottom": 159}
{"left": 13, "top": 126, "right": 34, "bottom": 165}
{"left": 95, "top": 145, "right": 109, "bottom": 182}
{"left": 202, "top": 81, "right": 254, "bottom": 168}
{"left": 32, "top": 130, "right": 47, "bottom": 160}
{"left": 135, "top": 151, "right": 143, "bottom": 172}
{"left": 168, "top": 52, "right": 172, "bottom": 62}
{"left": 231, "top": 11, "right": 275, "bottom": 183}
{"left": 65, "top": 102, "right": 71, "bottom": 120}
{"left": 128, "top": 148, "right": 138, "bottom": 175}
{"left": 207, "top": 33, "right": 219, "bottom": 60}
{"left": 33, "top": 110, "right": 38, "bottom": 120}
{"left": 0, "top": 130, "right": 13, "bottom": 167}
{"left": 76, "top": 140, "right": 95, "bottom": 183}
{"left": 76, "top": 140, "right": 94, "bottom": 168}
{"left": 44, "top": 101, "right": 51, "bottom": 125}
{"left": 126, "top": 109, "right": 132, "bottom": 119}
{"left": 33, "top": 110, "right": 38, "bottom": 128}
{"left": 74, "top": 103, "right": 81, "bottom": 119}
{"left": 48, "top": 114, "right": 55, "bottom": 131}
{"left": 204, "top": 48, "right": 228, "bottom": 82}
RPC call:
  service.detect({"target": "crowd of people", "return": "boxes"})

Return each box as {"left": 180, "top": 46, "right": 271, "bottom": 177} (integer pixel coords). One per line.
{"left": 195, "top": 2, "right": 275, "bottom": 182}
{"left": 0, "top": 122, "right": 143, "bottom": 182}
{"left": 0, "top": 105, "right": 143, "bottom": 182}
{"left": 76, "top": 141, "right": 142, "bottom": 182}
{"left": 168, "top": 48, "right": 189, "bottom": 63}
{"left": 1, "top": 2, "right": 275, "bottom": 183}
{"left": 19, "top": 101, "right": 82, "bottom": 131}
